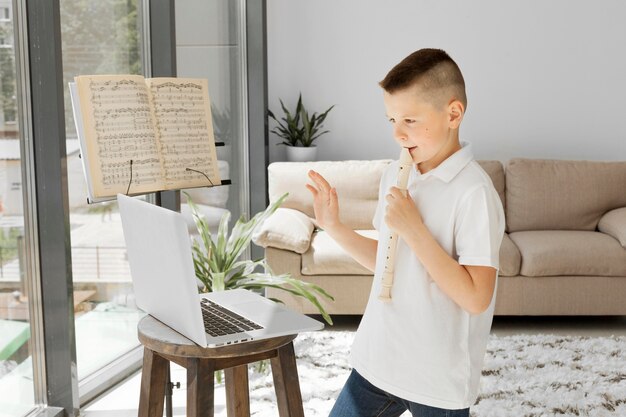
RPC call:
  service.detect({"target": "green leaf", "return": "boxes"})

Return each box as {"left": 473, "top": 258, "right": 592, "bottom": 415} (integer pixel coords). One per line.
{"left": 298, "top": 100, "right": 333, "bottom": 147}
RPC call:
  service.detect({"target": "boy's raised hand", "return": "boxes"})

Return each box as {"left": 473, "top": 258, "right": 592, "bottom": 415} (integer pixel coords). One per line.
{"left": 306, "top": 170, "right": 340, "bottom": 230}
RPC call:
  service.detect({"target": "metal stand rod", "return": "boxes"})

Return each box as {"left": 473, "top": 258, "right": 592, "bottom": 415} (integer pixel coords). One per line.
{"left": 164, "top": 364, "right": 181, "bottom": 417}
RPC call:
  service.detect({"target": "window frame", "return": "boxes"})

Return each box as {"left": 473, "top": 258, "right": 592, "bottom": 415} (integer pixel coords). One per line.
{"left": 10, "top": 0, "right": 267, "bottom": 414}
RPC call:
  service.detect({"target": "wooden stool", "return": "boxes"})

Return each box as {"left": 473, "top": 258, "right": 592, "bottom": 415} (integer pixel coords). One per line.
{"left": 137, "top": 315, "right": 305, "bottom": 417}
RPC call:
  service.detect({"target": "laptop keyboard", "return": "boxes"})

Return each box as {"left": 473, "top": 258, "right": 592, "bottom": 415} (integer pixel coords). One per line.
{"left": 200, "top": 298, "right": 264, "bottom": 337}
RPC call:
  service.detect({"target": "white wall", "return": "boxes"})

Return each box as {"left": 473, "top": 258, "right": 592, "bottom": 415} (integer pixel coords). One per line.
{"left": 267, "top": 0, "right": 626, "bottom": 163}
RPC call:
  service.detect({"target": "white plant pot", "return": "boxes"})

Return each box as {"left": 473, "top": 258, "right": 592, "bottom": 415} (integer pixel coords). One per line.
{"left": 286, "top": 146, "right": 317, "bottom": 162}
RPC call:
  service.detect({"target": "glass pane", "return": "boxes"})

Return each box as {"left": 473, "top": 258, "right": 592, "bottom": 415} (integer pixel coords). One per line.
{"left": 175, "top": 0, "right": 246, "bottom": 244}
{"left": 0, "top": 1, "right": 36, "bottom": 416}
{"left": 60, "top": 0, "right": 145, "bottom": 383}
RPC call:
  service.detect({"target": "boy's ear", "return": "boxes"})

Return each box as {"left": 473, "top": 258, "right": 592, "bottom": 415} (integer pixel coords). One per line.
{"left": 447, "top": 99, "right": 464, "bottom": 129}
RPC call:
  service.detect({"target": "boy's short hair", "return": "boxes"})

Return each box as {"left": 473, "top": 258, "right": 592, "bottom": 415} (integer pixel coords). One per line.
{"left": 379, "top": 48, "right": 467, "bottom": 110}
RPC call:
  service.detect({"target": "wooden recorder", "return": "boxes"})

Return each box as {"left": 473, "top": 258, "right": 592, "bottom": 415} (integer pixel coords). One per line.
{"left": 378, "top": 147, "right": 413, "bottom": 302}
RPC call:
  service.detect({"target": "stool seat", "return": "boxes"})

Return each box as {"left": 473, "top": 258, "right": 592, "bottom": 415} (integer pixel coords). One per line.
{"left": 138, "top": 315, "right": 297, "bottom": 358}
{"left": 137, "top": 315, "right": 305, "bottom": 417}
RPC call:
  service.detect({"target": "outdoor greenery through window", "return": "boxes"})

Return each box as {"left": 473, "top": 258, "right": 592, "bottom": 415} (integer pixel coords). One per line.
{"left": 60, "top": 0, "right": 146, "bottom": 383}
{"left": 0, "top": 0, "right": 36, "bottom": 415}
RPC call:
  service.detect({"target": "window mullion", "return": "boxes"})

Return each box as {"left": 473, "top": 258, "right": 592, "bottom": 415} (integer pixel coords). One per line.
{"left": 24, "top": 0, "right": 79, "bottom": 414}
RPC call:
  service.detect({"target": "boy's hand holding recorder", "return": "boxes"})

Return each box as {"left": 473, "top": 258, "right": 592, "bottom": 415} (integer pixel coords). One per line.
{"left": 307, "top": 147, "right": 420, "bottom": 301}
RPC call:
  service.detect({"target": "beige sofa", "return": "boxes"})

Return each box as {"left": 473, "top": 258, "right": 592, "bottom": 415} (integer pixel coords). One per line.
{"left": 253, "top": 158, "right": 626, "bottom": 316}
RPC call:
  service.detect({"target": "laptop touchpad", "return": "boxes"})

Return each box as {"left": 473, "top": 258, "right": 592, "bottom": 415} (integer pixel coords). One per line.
{"left": 232, "top": 301, "right": 288, "bottom": 324}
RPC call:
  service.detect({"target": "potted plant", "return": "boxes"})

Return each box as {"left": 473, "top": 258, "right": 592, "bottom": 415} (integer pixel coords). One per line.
{"left": 268, "top": 93, "right": 334, "bottom": 162}
{"left": 184, "top": 191, "right": 334, "bottom": 326}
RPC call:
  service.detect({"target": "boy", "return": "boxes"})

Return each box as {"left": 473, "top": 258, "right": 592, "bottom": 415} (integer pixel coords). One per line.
{"left": 306, "top": 49, "right": 505, "bottom": 417}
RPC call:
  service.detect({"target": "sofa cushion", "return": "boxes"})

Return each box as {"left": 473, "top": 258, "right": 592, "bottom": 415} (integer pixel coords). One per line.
{"left": 477, "top": 160, "right": 505, "bottom": 208}
{"left": 509, "top": 230, "right": 626, "bottom": 277}
{"left": 302, "top": 230, "right": 377, "bottom": 275}
{"left": 598, "top": 207, "right": 626, "bottom": 248}
{"left": 252, "top": 208, "right": 314, "bottom": 254}
{"left": 499, "top": 233, "right": 521, "bottom": 277}
{"left": 268, "top": 160, "right": 392, "bottom": 230}
{"left": 506, "top": 159, "right": 626, "bottom": 232}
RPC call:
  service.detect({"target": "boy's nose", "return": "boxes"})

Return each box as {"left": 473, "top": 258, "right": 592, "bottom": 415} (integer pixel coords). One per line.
{"left": 393, "top": 125, "right": 407, "bottom": 142}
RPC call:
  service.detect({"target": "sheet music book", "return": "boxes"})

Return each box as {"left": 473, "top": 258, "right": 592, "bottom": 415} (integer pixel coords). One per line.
{"left": 69, "top": 75, "right": 221, "bottom": 202}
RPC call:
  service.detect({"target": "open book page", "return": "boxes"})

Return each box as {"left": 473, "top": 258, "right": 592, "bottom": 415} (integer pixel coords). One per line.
{"left": 145, "top": 78, "right": 221, "bottom": 190}
{"left": 74, "top": 74, "right": 165, "bottom": 198}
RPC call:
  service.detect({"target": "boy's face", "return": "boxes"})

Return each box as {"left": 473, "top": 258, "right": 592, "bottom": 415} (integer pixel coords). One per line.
{"left": 383, "top": 84, "right": 463, "bottom": 170}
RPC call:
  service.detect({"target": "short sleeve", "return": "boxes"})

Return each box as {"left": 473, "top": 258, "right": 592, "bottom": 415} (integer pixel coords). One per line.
{"left": 372, "top": 163, "right": 394, "bottom": 231}
{"left": 454, "top": 184, "right": 505, "bottom": 269}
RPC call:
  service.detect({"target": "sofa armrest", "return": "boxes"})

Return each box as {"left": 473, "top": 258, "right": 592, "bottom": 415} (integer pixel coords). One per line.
{"left": 598, "top": 207, "right": 626, "bottom": 248}
{"left": 252, "top": 208, "right": 315, "bottom": 254}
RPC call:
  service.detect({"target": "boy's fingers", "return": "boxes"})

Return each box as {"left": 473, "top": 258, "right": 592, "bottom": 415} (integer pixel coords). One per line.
{"left": 305, "top": 184, "right": 318, "bottom": 197}
{"left": 388, "top": 187, "right": 406, "bottom": 198}
{"left": 309, "top": 170, "right": 331, "bottom": 193}
{"left": 330, "top": 188, "right": 338, "bottom": 207}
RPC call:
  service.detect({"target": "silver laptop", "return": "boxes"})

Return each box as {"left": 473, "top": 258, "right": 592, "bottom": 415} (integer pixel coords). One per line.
{"left": 117, "top": 193, "right": 323, "bottom": 347}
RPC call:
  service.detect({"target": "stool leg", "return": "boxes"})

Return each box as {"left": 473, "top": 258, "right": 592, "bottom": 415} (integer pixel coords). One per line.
{"left": 225, "top": 365, "right": 250, "bottom": 417}
{"left": 271, "top": 342, "right": 304, "bottom": 417}
{"left": 139, "top": 348, "right": 168, "bottom": 417}
{"left": 187, "top": 358, "right": 215, "bottom": 417}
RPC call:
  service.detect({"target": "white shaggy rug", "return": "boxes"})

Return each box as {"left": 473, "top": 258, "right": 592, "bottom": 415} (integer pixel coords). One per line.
{"left": 244, "top": 331, "right": 626, "bottom": 417}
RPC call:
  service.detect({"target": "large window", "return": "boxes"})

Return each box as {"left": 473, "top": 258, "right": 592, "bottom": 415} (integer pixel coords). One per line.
{"left": 60, "top": 0, "right": 146, "bottom": 386}
{"left": 0, "top": 0, "right": 35, "bottom": 415}
{"left": 0, "top": 1, "right": 258, "bottom": 414}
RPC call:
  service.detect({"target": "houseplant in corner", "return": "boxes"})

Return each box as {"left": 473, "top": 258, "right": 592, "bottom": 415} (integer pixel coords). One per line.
{"left": 268, "top": 93, "right": 334, "bottom": 162}
{"left": 185, "top": 191, "right": 333, "bottom": 381}
{"left": 184, "top": 191, "right": 333, "bottom": 325}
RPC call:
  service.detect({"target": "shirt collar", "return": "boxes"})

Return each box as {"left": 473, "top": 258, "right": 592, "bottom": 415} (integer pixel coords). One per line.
{"left": 414, "top": 141, "right": 474, "bottom": 183}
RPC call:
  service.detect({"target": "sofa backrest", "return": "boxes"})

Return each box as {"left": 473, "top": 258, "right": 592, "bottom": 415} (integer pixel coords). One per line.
{"left": 505, "top": 158, "right": 626, "bottom": 232}
{"left": 268, "top": 159, "right": 505, "bottom": 230}
{"left": 477, "top": 160, "right": 505, "bottom": 208}
{"left": 268, "top": 160, "right": 392, "bottom": 229}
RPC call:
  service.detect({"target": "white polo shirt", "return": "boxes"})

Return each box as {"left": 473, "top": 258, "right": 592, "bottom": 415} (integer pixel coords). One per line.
{"left": 349, "top": 141, "right": 505, "bottom": 410}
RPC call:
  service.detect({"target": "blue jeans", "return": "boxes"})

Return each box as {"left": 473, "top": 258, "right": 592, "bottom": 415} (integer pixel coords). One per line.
{"left": 329, "top": 369, "right": 470, "bottom": 417}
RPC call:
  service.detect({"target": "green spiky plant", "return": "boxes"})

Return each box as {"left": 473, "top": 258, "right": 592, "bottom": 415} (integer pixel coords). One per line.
{"left": 268, "top": 95, "right": 304, "bottom": 146}
{"left": 299, "top": 100, "right": 334, "bottom": 147}
{"left": 184, "top": 191, "right": 334, "bottom": 326}
{"left": 268, "top": 93, "right": 334, "bottom": 147}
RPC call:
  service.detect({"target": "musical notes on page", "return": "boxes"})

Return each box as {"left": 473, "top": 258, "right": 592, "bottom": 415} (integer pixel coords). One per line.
{"left": 75, "top": 75, "right": 164, "bottom": 197}
{"left": 72, "top": 75, "right": 221, "bottom": 200}
{"left": 147, "top": 78, "right": 220, "bottom": 189}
